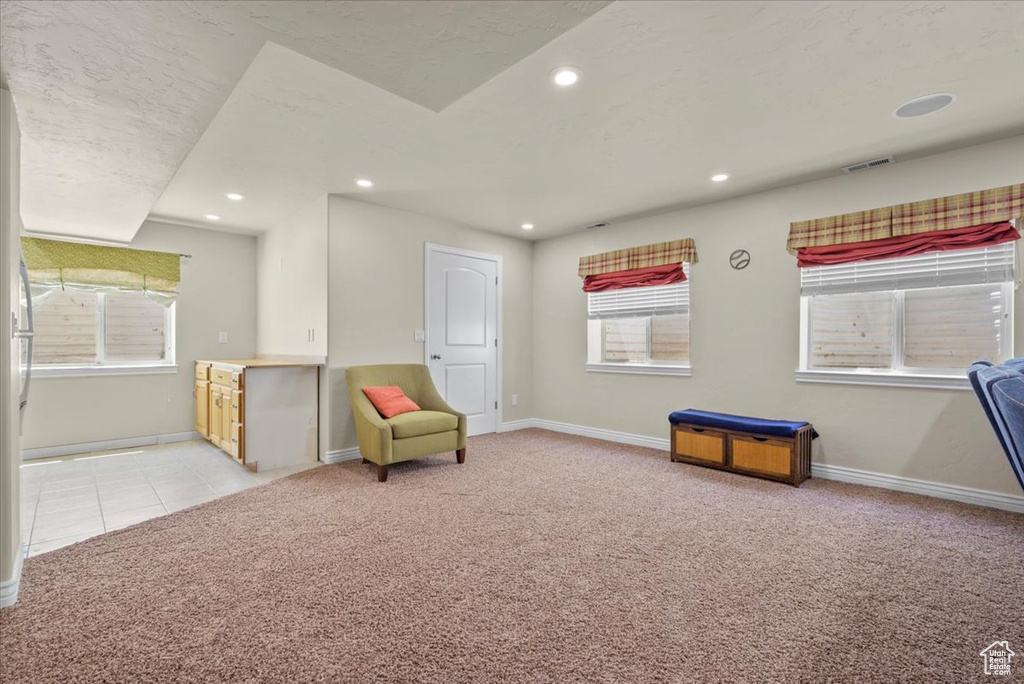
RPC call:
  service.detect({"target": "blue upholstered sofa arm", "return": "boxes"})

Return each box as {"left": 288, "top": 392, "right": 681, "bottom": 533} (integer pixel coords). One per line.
{"left": 968, "top": 359, "right": 1024, "bottom": 493}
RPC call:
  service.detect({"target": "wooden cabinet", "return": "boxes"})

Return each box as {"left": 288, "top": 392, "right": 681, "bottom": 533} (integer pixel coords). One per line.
{"left": 195, "top": 360, "right": 319, "bottom": 472}
{"left": 208, "top": 383, "right": 225, "bottom": 447}
{"left": 194, "top": 363, "right": 210, "bottom": 437}
{"left": 205, "top": 373, "right": 243, "bottom": 465}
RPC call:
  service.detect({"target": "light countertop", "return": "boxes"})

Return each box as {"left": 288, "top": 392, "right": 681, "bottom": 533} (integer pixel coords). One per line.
{"left": 197, "top": 358, "right": 323, "bottom": 369}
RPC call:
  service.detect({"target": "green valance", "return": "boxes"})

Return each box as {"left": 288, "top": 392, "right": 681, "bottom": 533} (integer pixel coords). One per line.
{"left": 20, "top": 237, "right": 180, "bottom": 296}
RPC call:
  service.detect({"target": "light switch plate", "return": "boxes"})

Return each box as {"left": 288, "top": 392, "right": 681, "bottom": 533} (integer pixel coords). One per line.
{"left": 511, "top": 394, "right": 518, "bottom": 406}
{"left": 218, "top": 332, "right": 228, "bottom": 343}
{"left": 413, "top": 329, "right": 425, "bottom": 342}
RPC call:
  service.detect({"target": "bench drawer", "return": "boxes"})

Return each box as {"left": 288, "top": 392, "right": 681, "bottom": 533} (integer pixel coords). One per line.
{"left": 730, "top": 435, "right": 793, "bottom": 478}
{"left": 672, "top": 425, "right": 726, "bottom": 465}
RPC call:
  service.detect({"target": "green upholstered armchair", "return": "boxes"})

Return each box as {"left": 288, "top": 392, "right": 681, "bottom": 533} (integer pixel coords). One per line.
{"left": 345, "top": 364, "right": 467, "bottom": 482}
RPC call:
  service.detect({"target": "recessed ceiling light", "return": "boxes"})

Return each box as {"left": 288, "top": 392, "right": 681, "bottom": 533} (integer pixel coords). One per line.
{"left": 710, "top": 173, "right": 730, "bottom": 182}
{"left": 521, "top": 223, "right": 534, "bottom": 230}
{"left": 355, "top": 178, "right": 374, "bottom": 188}
{"left": 893, "top": 93, "right": 956, "bottom": 118}
{"left": 550, "top": 67, "right": 581, "bottom": 87}
{"left": 204, "top": 214, "right": 220, "bottom": 221}
{"left": 225, "top": 192, "right": 245, "bottom": 201}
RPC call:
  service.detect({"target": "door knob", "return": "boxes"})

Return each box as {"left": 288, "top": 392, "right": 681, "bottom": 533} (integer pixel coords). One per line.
{"left": 431, "top": 354, "right": 442, "bottom": 360}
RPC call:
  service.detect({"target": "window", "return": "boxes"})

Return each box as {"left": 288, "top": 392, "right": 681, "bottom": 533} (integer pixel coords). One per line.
{"left": 798, "top": 242, "right": 1013, "bottom": 388}
{"left": 28, "top": 290, "right": 175, "bottom": 374}
{"left": 586, "top": 264, "right": 691, "bottom": 375}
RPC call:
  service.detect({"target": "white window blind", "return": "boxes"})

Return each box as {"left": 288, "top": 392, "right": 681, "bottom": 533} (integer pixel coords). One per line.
{"left": 800, "top": 243, "right": 1014, "bottom": 297}
{"left": 588, "top": 265, "right": 690, "bottom": 319}
{"left": 801, "top": 242, "right": 1014, "bottom": 376}
{"left": 586, "top": 264, "right": 691, "bottom": 371}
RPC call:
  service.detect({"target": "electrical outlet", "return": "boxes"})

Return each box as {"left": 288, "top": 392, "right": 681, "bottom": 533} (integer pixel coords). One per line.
{"left": 511, "top": 394, "right": 518, "bottom": 406}
{"left": 413, "top": 329, "right": 425, "bottom": 342}
{"left": 218, "top": 332, "right": 228, "bottom": 343}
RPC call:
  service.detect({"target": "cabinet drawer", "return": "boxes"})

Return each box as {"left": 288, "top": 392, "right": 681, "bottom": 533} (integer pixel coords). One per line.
{"left": 195, "top": 363, "right": 210, "bottom": 381}
{"left": 230, "top": 390, "right": 244, "bottom": 423}
{"left": 230, "top": 371, "right": 244, "bottom": 391}
{"left": 730, "top": 435, "right": 792, "bottom": 478}
{"left": 673, "top": 425, "right": 726, "bottom": 465}
{"left": 210, "top": 368, "right": 233, "bottom": 386}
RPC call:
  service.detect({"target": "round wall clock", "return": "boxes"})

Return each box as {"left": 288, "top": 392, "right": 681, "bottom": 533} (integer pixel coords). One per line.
{"left": 729, "top": 249, "right": 750, "bottom": 270}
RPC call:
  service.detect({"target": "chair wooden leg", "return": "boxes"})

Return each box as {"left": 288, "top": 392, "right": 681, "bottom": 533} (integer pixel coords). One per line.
{"left": 456, "top": 448, "right": 466, "bottom": 464}
{"left": 376, "top": 465, "right": 388, "bottom": 482}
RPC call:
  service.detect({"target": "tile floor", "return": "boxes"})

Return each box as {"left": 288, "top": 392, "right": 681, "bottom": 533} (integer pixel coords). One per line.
{"left": 20, "top": 440, "right": 318, "bottom": 558}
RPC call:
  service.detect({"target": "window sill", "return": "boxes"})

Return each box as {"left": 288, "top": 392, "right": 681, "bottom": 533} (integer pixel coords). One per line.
{"left": 795, "top": 369, "right": 969, "bottom": 391}
{"left": 32, "top": 364, "right": 179, "bottom": 379}
{"left": 586, "top": 363, "right": 692, "bottom": 377}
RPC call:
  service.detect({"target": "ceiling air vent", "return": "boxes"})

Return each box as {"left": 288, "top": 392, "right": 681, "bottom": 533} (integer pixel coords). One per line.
{"left": 841, "top": 155, "right": 895, "bottom": 174}
{"left": 584, "top": 222, "right": 608, "bottom": 230}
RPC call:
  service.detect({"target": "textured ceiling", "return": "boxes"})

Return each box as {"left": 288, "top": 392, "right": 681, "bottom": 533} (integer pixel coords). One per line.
{"left": 153, "top": 0, "right": 1024, "bottom": 240}
{"left": 2, "top": 1, "right": 1023, "bottom": 243}
{"left": 0, "top": 0, "right": 608, "bottom": 241}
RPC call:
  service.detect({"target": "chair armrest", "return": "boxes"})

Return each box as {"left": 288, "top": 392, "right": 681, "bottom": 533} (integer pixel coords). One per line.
{"left": 417, "top": 380, "right": 463, "bottom": 417}
{"left": 349, "top": 392, "right": 394, "bottom": 464}
{"left": 416, "top": 380, "right": 467, "bottom": 448}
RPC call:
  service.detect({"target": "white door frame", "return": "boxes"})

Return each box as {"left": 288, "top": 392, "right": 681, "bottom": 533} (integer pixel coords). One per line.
{"left": 424, "top": 242, "right": 503, "bottom": 433}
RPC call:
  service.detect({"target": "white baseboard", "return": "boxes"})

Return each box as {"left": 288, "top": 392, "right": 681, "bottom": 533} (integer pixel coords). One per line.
{"left": 499, "top": 419, "right": 670, "bottom": 451}
{"left": 323, "top": 447, "right": 361, "bottom": 464}
{"left": 0, "top": 543, "right": 26, "bottom": 609}
{"left": 497, "top": 419, "right": 538, "bottom": 433}
{"left": 23, "top": 431, "right": 203, "bottom": 461}
{"left": 810, "top": 463, "right": 1024, "bottom": 514}
{"left": 498, "top": 419, "right": 1024, "bottom": 514}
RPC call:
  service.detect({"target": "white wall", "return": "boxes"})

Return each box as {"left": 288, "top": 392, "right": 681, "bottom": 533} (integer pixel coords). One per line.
{"left": 327, "top": 196, "right": 533, "bottom": 453}
{"left": 1, "top": 89, "right": 25, "bottom": 599}
{"left": 21, "top": 219, "right": 257, "bottom": 450}
{"left": 256, "top": 194, "right": 328, "bottom": 359}
{"left": 532, "top": 136, "right": 1024, "bottom": 496}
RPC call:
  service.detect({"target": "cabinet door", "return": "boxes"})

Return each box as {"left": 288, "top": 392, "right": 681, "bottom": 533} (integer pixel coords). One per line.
{"left": 195, "top": 380, "right": 209, "bottom": 437}
{"left": 220, "top": 386, "right": 233, "bottom": 451}
{"left": 208, "top": 385, "right": 223, "bottom": 445}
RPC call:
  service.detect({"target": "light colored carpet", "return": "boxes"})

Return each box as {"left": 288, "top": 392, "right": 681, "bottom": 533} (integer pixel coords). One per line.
{"left": 1, "top": 429, "right": 1022, "bottom": 683}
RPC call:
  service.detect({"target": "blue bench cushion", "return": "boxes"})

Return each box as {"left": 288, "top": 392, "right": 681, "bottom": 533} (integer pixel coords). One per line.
{"left": 669, "top": 409, "right": 817, "bottom": 439}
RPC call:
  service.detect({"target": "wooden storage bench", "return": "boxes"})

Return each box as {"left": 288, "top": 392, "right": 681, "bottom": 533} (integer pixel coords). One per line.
{"left": 669, "top": 409, "right": 815, "bottom": 486}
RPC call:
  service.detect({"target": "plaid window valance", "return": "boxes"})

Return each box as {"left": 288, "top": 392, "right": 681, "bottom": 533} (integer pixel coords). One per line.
{"left": 578, "top": 238, "right": 698, "bottom": 278}
{"left": 787, "top": 183, "right": 1024, "bottom": 253}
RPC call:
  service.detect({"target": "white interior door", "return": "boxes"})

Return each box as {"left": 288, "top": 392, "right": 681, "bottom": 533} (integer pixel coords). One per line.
{"left": 426, "top": 246, "right": 498, "bottom": 436}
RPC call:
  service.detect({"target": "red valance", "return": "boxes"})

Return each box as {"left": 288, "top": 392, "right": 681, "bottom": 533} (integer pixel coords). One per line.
{"left": 582, "top": 263, "right": 686, "bottom": 292}
{"left": 797, "top": 221, "right": 1019, "bottom": 267}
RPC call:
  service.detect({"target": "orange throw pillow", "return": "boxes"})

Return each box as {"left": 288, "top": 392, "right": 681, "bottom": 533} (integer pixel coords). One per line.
{"left": 362, "top": 386, "right": 421, "bottom": 418}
